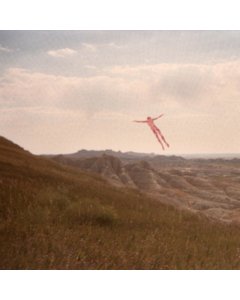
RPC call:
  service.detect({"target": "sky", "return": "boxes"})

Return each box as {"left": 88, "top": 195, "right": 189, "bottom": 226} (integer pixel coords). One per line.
{"left": 0, "top": 31, "right": 240, "bottom": 155}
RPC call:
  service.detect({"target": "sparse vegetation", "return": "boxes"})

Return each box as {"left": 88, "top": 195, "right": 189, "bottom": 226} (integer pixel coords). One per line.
{"left": 1, "top": 136, "right": 240, "bottom": 269}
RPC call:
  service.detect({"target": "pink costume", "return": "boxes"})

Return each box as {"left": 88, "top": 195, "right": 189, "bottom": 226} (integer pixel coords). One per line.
{"left": 133, "top": 114, "right": 170, "bottom": 150}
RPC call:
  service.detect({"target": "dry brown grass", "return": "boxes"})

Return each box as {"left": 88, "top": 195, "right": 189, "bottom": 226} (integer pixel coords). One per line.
{"left": 1, "top": 136, "right": 240, "bottom": 269}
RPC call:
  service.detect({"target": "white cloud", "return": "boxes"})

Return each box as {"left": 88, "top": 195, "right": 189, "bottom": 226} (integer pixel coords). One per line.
{"left": 81, "top": 42, "right": 125, "bottom": 53}
{"left": 81, "top": 43, "right": 97, "bottom": 52}
{"left": 0, "top": 68, "right": 146, "bottom": 116}
{"left": 47, "top": 48, "right": 77, "bottom": 57}
{"left": 108, "top": 42, "right": 123, "bottom": 48}
{"left": 0, "top": 45, "right": 13, "bottom": 53}
{"left": 105, "top": 61, "right": 240, "bottom": 110}
{"left": 84, "top": 65, "right": 97, "bottom": 69}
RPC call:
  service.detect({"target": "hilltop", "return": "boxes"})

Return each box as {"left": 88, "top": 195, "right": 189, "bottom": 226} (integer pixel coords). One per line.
{"left": 1, "top": 136, "right": 240, "bottom": 269}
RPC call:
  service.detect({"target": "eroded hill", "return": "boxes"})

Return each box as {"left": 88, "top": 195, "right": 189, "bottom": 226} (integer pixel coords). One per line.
{"left": 51, "top": 151, "right": 240, "bottom": 223}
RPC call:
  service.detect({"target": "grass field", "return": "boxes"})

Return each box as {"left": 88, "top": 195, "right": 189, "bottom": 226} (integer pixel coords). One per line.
{"left": 1, "top": 136, "right": 240, "bottom": 269}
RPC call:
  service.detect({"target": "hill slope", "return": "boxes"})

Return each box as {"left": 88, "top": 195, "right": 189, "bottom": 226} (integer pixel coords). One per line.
{"left": 1, "top": 136, "right": 240, "bottom": 269}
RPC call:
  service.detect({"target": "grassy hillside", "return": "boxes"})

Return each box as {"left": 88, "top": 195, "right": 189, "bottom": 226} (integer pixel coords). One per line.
{"left": 1, "top": 136, "right": 240, "bottom": 269}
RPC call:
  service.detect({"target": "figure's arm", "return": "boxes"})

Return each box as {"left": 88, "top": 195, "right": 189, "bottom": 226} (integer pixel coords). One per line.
{"left": 152, "top": 114, "right": 164, "bottom": 121}
{"left": 133, "top": 120, "right": 147, "bottom": 123}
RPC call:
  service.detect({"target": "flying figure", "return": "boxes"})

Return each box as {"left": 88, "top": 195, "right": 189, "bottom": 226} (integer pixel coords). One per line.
{"left": 133, "top": 114, "right": 170, "bottom": 150}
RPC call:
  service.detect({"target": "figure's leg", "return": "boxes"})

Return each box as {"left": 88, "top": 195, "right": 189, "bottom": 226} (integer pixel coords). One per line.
{"left": 152, "top": 129, "right": 165, "bottom": 150}
{"left": 155, "top": 127, "right": 170, "bottom": 147}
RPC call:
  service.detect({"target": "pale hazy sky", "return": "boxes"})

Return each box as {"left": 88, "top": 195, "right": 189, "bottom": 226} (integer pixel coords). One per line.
{"left": 0, "top": 31, "right": 240, "bottom": 154}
